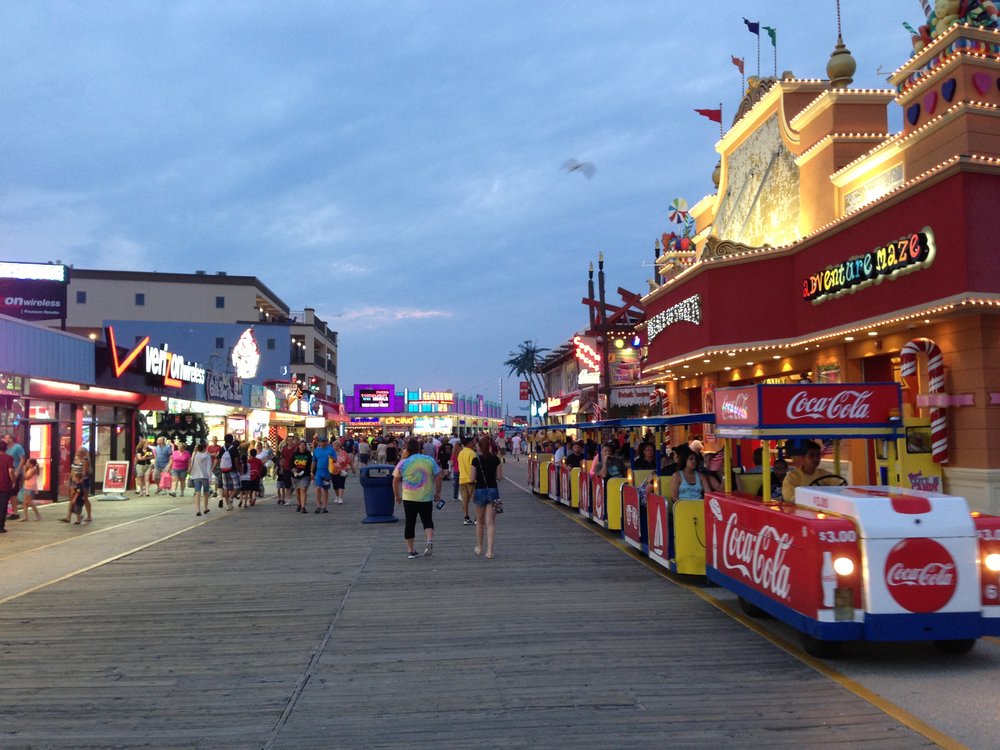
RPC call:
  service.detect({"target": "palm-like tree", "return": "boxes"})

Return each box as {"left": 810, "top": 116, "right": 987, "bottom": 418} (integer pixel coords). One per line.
{"left": 504, "top": 340, "right": 548, "bottom": 424}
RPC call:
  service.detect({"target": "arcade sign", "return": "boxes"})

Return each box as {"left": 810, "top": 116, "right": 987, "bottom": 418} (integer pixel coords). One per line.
{"left": 801, "top": 227, "right": 936, "bottom": 304}
{"left": 358, "top": 386, "right": 392, "bottom": 410}
{"left": 106, "top": 326, "right": 206, "bottom": 389}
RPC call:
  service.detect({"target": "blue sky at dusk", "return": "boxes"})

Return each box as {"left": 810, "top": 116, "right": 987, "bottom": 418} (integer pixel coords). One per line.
{"left": 1, "top": 1, "right": 921, "bottom": 413}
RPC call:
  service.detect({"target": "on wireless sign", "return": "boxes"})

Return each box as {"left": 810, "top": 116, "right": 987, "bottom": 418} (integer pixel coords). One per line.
{"left": 801, "top": 227, "right": 935, "bottom": 304}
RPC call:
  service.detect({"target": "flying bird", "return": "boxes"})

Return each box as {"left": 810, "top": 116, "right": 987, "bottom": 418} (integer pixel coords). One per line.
{"left": 561, "top": 159, "right": 596, "bottom": 180}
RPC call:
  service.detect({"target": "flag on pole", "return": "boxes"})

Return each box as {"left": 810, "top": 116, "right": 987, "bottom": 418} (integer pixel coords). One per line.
{"left": 743, "top": 18, "right": 760, "bottom": 35}
{"left": 763, "top": 26, "right": 777, "bottom": 47}
{"left": 731, "top": 56, "right": 745, "bottom": 74}
{"left": 694, "top": 108, "right": 722, "bottom": 123}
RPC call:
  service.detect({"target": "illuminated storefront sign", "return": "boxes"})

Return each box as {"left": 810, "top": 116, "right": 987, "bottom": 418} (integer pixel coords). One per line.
{"left": 231, "top": 327, "right": 261, "bottom": 379}
{"left": 801, "top": 227, "right": 936, "bottom": 304}
{"left": 573, "top": 336, "right": 602, "bottom": 370}
{"left": 0, "top": 373, "right": 24, "bottom": 397}
{"left": 106, "top": 326, "right": 206, "bottom": 388}
{"left": 646, "top": 294, "right": 701, "bottom": 343}
{"left": 0, "top": 261, "right": 69, "bottom": 322}
{"left": 359, "top": 387, "right": 392, "bottom": 409}
{"left": 384, "top": 416, "right": 414, "bottom": 427}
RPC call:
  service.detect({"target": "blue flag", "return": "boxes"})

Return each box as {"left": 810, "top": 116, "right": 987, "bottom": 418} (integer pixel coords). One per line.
{"left": 743, "top": 17, "right": 760, "bottom": 35}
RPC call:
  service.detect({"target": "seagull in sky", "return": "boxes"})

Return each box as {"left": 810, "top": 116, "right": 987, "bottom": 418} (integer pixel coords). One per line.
{"left": 561, "top": 158, "right": 596, "bottom": 180}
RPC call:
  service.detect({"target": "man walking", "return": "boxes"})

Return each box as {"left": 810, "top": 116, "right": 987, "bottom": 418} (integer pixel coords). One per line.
{"left": 0, "top": 440, "right": 15, "bottom": 533}
{"left": 219, "top": 434, "right": 243, "bottom": 511}
{"left": 457, "top": 435, "right": 477, "bottom": 526}
{"left": 4, "top": 433, "right": 25, "bottom": 519}
{"left": 152, "top": 437, "right": 172, "bottom": 495}
{"left": 311, "top": 435, "right": 335, "bottom": 514}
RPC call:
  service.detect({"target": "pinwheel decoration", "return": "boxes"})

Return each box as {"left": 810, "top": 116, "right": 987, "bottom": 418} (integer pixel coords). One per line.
{"left": 668, "top": 198, "right": 689, "bottom": 224}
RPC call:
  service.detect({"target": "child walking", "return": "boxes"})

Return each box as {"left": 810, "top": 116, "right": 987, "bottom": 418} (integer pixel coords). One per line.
{"left": 20, "top": 458, "right": 42, "bottom": 521}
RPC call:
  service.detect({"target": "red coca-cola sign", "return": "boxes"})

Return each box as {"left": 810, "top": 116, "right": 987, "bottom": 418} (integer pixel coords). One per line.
{"left": 884, "top": 538, "right": 957, "bottom": 613}
{"left": 759, "top": 383, "right": 900, "bottom": 428}
{"left": 716, "top": 386, "right": 759, "bottom": 426}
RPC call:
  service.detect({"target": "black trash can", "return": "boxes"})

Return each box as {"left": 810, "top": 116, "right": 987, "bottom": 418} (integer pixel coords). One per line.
{"left": 359, "top": 464, "right": 398, "bottom": 524}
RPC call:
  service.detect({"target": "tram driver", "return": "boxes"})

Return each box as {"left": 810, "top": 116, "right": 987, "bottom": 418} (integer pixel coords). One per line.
{"left": 781, "top": 441, "right": 832, "bottom": 503}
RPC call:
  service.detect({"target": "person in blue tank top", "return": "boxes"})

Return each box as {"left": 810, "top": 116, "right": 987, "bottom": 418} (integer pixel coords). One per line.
{"left": 669, "top": 447, "right": 719, "bottom": 504}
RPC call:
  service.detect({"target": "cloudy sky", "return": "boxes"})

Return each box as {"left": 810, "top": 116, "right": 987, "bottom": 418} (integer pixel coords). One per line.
{"left": 1, "top": 1, "right": 921, "bottom": 414}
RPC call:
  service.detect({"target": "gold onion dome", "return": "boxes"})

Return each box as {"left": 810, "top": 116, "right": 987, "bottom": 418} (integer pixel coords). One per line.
{"left": 711, "top": 161, "right": 721, "bottom": 188}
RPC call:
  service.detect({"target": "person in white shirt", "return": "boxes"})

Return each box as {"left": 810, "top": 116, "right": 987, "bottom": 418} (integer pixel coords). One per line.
{"left": 511, "top": 434, "right": 522, "bottom": 461}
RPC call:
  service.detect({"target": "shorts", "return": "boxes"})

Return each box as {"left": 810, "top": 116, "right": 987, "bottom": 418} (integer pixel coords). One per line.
{"left": 191, "top": 478, "right": 210, "bottom": 494}
{"left": 220, "top": 471, "right": 241, "bottom": 491}
{"left": 293, "top": 475, "right": 311, "bottom": 490}
{"left": 277, "top": 471, "right": 292, "bottom": 489}
{"left": 240, "top": 479, "right": 252, "bottom": 492}
{"left": 473, "top": 487, "right": 500, "bottom": 507}
{"left": 314, "top": 474, "right": 332, "bottom": 490}
{"left": 73, "top": 484, "right": 86, "bottom": 509}
{"left": 460, "top": 483, "right": 476, "bottom": 506}
{"left": 359, "top": 454, "right": 370, "bottom": 465}
{"left": 331, "top": 474, "right": 347, "bottom": 491}
{"left": 171, "top": 469, "right": 188, "bottom": 482}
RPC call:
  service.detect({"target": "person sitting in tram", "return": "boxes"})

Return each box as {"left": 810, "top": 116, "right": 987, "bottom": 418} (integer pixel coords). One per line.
{"left": 756, "top": 458, "right": 789, "bottom": 501}
{"left": 632, "top": 443, "right": 658, "bottom": 471}
{"left": 669, "top": 446, "right": 720, "bottom": 504}
{"left": 781, "top": 441, "right": 832, "bottom": 503}
{"left": 591, "top": 442, "right": 628, "bottom": 483}
{"left": 564, "top": 441, "right": 586, "bottom": 469}
{"left": 658, "top": 449, "right": 678, "bottom": 477}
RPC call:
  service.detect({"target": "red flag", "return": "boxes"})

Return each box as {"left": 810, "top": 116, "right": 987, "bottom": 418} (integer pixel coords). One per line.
{"left": 694, "top": 108, "right": 722, "bottom": 124}
{"left": 731, "top": 56, "right": 745, "bottom": 75}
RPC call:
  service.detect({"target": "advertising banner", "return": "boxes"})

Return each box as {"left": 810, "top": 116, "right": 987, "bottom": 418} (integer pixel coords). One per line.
{"left": 519, "top": 381, "right": 530, "bottom": 400}
{"left": 206, "top": 371, "right": 243, "bottom": 405}
{"left": 102, "top": 461, "right": 130, "bottom": 493}
{"left": 610, "top": 386, "right": 654, "bottom": 408}
{"left": 759, "top": 383, "right": 901, "bottom": 428}
{"left": 647, "top": 493, "right": 670, "bottom": 568}
{"left": 0, "top": 261, "right": 68, "bottom": 322}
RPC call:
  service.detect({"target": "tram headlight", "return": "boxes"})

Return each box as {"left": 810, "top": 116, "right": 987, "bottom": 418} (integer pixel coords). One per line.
{"left": 833, "top": 556, "right": 855, "bottom": 576}
{"left": 985, "top": 553, "right": 1000, "bottom": 572}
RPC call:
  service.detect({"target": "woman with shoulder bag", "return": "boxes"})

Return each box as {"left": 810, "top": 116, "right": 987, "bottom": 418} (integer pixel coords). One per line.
{"left": 134, "top": 439, "right": 153, "bottom": 496}
{"left": 470, "top": 436, "right": 503, "bottom": 559}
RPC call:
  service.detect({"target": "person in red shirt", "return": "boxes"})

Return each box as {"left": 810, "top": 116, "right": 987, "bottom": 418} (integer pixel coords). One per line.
{"left": 246, "top": 449, "right": 264, "bottom": 506}
{"left": 0, "top": 440, "right": 14, "bottom": 533}
{"left": 277, "top": 436, "right": 297, "bottom": 506}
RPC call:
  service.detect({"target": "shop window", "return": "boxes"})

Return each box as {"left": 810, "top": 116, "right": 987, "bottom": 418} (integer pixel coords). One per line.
{"left": 215, "top": 337, "right": 225, "bottom": 350}
{"left": 135, "top": 293, "right": 145, "bottom": 306}
{"left": 215, "top": 296, "right": 225, "bottom": 309}
{"left": 76, "top": 290, "right": 87, "bottom": 304}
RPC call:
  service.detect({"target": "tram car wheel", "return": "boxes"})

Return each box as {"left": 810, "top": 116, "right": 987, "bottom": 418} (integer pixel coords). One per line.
{"left": 932, "top": 638, "right": 976, "bottom": 655}
{"left": 738, "top": 596, "right": 770, "bottom": 619}
{"left": 799, "top": 632, "right": 841, "bottom": 659}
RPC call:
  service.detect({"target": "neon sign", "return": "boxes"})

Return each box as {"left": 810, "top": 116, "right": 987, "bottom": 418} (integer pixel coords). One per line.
{"left": 646, "top": 294, "right": 701, "bottom": 343}
{"left": 231, "top": 327, "right": 261, "bottom": 379}
{"left": 573, "top": 335, "right": 602, "bottom": 370}
{"left": 801, "top": 227, "right": 936, "bottom": 304}
{"left": 105, "top": 326, "right": 206, "bottom": 388}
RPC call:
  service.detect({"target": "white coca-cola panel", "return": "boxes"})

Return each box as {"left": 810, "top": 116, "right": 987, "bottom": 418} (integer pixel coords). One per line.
{"left": 862, "top": 535, "right": 979, "bottom": 615}
{"left": 794, "top": 486, "right": 974, "bottom": 540}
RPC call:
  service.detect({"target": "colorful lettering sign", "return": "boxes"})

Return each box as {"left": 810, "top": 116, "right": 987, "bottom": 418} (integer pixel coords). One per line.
{"left": 802, "top": 227, "right": 935, "bottom": 304}
{"left": 206, "top": 371, "right": 243, "bottom": 404}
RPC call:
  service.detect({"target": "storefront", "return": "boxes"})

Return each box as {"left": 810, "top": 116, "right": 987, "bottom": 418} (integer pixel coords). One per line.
{"left": 1, "top": 314, "right": 146, "bottom": 501}
{"left": 638, "top": 25, "right": 1000, "bottom": 511}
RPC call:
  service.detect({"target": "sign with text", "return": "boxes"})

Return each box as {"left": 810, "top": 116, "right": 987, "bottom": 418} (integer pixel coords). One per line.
{"left": 0, "top": 262, "right": 68, "bottom": 322}
{"left": 519, "top": 381, "right": 530, "bottom": 401}
{"left": 359, "top": 387, "right": 392, "bottom": 409}
{"left": 102, "top": 461, "right": 130, "bottom": 493}
{"left": 802, "top": 227, "right": 935, "bottom": 304}
{"left": 206, "top": 371, "right": 243, "bottom": 405}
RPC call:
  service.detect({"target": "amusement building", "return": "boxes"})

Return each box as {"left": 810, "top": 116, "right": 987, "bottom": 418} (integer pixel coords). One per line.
{"left": 541, "top": 11, "right": 1000, "bottom": 513}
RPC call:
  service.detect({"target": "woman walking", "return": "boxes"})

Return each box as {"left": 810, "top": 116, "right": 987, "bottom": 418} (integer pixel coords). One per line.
{"left": 291, "top": 439, "right": 312, "bottom": 513}
{"left": 471, "top": 436, "right": 503, "bottom": 559}
{"left": 189, "top": 441, "right": 213, "bottom": 516}
{"left": 392, "top": 438, "right": 442, "bottom": 559}
{"left": 20, "top": 458, "right": 42, "bottom": 521}
{"left": 134, "top": 439, "right": 153, "bottom": 496}
{"left": 330, "top": 440, "right": 355, "bottom": 505}
{"left": 61, "top": 447, "right": 91, "bottom": 523}
{"left": 170, "top": 440, "right": 191, "bottom": 497}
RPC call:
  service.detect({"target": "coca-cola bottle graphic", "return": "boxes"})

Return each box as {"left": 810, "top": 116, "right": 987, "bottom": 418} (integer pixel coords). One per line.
{"left": 821, "top": 551, "right": 837, "bottom": 608}
{"left": 712, "top": 524, "right": 718, "bottom": 569}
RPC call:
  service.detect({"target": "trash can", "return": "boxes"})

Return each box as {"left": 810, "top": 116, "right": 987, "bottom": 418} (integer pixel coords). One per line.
{"left": 359, "top": 464, "right": 398, "bottom": 524}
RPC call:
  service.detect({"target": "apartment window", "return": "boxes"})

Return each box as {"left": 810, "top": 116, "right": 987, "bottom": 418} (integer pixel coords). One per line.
{"left": 267, "top": 338, "right": 276, "bottom": 350}
{"left": 215, "top": 296, "right": 225, "bottom": 309}
{"left": 76, "top": 290, "right": 87, "bottom": 304}
{"left": 215, "top": 337, "right": 225, "bottom": 350}
{"left": 135, "top": 293, "right": 145, "bottom": 306}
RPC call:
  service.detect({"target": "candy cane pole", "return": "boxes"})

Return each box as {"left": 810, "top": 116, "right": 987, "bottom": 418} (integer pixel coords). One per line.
{"left": 900, "top": 337, "right": 947, "bottom": 464}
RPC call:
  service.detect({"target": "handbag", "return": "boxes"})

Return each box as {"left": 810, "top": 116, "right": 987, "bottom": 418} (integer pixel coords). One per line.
{"left": 490, "top": 486, "right": 503, "bottom": 514}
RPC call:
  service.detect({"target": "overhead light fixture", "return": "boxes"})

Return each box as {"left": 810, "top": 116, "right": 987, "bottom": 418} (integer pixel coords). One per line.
{"left": 746, "top": 361, "right": 754, "bottom": 366}
{"left": 723, "top": 366, "right": 731, "bottom": 371}
{"left": 772, "top": 355, "right": 781, "bottom": 360}
{"left": 703, "top": 358, "right": 711, "bottom": 363}
{"left": 845, "top": 336, "right": 855, "bottom": 341}
{"left": 867, "top": 331, "right": 878, "bottom": 336}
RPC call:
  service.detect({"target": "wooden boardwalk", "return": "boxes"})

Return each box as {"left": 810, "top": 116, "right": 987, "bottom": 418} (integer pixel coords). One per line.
{"left": 0, "top": 467, "right": 936, "bottom": 749}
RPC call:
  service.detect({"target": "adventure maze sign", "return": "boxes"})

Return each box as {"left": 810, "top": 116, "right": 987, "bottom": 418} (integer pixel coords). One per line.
{"left": 801, "top": 227, "right": 935, "bottom": 304}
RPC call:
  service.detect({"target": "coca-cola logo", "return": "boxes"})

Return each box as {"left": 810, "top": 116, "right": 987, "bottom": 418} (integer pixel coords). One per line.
{"left": 594, "top": 482, "right": 605, "bottom": 520}
{"left": 721, "top": 513, "right": 792, "bottom": 599}
{"left": 625, "top": 502, "right": 640, "bottom": 533}
{"left": 720, "top": 392, "right": 751, "bottom": 421}
{"left": 786, "top": 389, "right": 873, "bottom": 421}
{"left": 884, "top": 538, "right": 957, "bottom": 613}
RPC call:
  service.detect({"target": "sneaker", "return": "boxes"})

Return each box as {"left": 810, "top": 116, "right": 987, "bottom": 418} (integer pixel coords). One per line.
{"left": 219, "top": 499, "right": 224, "bottom": 509}
{"left": 423, "top": 541, "right": 433, "bottom": 557}
{"left": 335, "top": 498, "right": 343, "bottom": 504}
{"left": 322, "top": 508, "right": 329, "bottom": 513}
{"left": 463, "top": 517, "right": 474, "bottom": 526}
{"left": 196, "top": 512, "right": 202, "bottom": 517}
{"left": 314, "top": 508, "right": 322, "bottom": 514}
{"left": 407, "top": 550, "right": 421, "bottom": 559}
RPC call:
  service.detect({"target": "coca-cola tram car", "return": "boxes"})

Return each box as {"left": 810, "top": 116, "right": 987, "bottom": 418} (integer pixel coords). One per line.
{"left": 706, "top": 383, "right": 1000, "bottom": 657}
